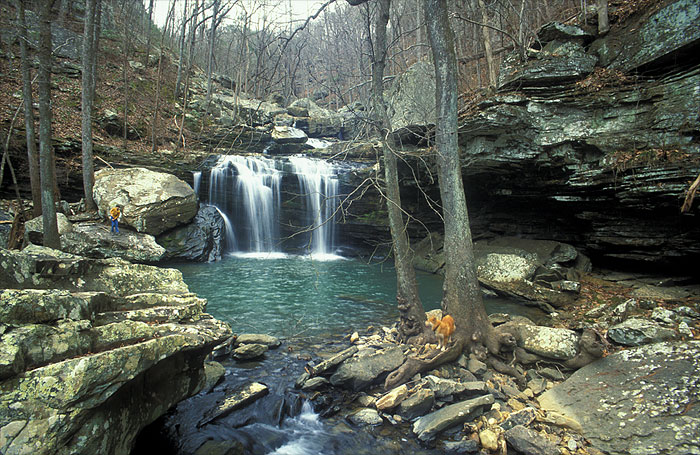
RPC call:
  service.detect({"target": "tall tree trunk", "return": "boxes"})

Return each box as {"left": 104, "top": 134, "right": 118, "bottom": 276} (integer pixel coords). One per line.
{"left": 477, "top": 0, "right": 497, "bottom": 87}
{"left": 425, "top": 0, "right": 497, "bottom": 354}
{"left": 144, "top": 0, "right": 154, "bottom": 66}
{"left": 174, "top": 0, "right": 189, "bottom": 99}
{"left": 81, "top": 0, "right": 97, "bottom": 211}
{"left": 597, "top": 0, "right": 609, "bottom": 34}
{"left": 152, "top": 0, "right": 175, "bottom": 153}
{"left": 122, "top": 4, "right": 130, "bottom": 149}
{"left": 16, "top": 0, "right": 42, "bottom": 217}
{"left": 371, "top": 0, "right": 428, "bottom": 343}
{"left": 38, "top": 0, "right": 60, "bottom": 249}
{"left": 205, "top": 0, "right": 220, "bottom": 112}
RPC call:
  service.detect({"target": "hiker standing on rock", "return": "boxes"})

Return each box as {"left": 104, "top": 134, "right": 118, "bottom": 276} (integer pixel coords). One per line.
{"left": 109, "top": 205, "right": 122, "bottom": 234}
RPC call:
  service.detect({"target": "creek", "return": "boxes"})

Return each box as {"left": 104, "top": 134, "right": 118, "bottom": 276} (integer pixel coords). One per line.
{"left": 132, "top": 254, "right": 546, "bottom": 455}
{"left": 132, "top": 155, "right": 545, "bottom": 454}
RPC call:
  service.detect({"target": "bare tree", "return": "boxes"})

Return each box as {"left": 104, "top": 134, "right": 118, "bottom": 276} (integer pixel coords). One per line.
{"left": 205, "top": 0, "right": 221, "bottom": 112}
{"left": 15, "top": 0, "right": 41, "bottom": 217}
{"left": 81, "top": 0, "right": 98, "bottom": 211}
{"left": 38, "top": 0, "right": 60, "bottom": 248}
{"left": 368, "top": 0, "right": 428, "bottom": 342}
{"left": 144, "top": 0, "right": 154, "bottom": 66}
{"left": 597, "top": 0, "right": 609, "bottom": 34}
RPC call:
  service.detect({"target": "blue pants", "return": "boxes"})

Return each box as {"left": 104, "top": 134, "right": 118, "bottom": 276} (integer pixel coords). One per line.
{"left": 111, "top": 218, "right": 119, "bottom": 233}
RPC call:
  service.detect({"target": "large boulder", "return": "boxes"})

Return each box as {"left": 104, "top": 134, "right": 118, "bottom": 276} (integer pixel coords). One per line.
{"left": 157, "top": 205, "right": 225, "bottom": 262}
{"left": 385, "top": 60, "right": 436, "bottom": 143}
{"left": 288, "top": 98, "right": 345, "bottom": 138}
{"left": 607, "top": 318, "right": 678, "bottom": 346}
{"left": 24, "top": 213, "right": 73, "bottom": 245}
{"left": 329, "top": 345, "right": 405, "bottom": 391}
{"left": 210, "top": 93, "right": 287, "bottom": 126}
{"left": 60, "top": 222, "right": 166, "bottom": 263}
{"left": 0, "top": 246, "right": 231, "bottom": 455}
{"left": 93, "top": 167, "right": 198, "bottom": 236}
{"left": 538, "top": 341, "right": 700, "bottom": 455}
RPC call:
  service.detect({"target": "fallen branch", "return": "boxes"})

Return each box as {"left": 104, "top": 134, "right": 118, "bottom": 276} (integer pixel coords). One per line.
{"left": 384, "top": 338, "right": 465, "bottom": 390}
{"left": 681, "top": 172, "right": 700, "bottom": 213}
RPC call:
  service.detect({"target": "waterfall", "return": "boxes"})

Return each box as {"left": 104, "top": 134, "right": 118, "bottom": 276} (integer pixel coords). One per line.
{"left": 199, "top": 155, "right": 340, "bottom": 257}
{"left": 289, "top": 156, "right": 339, "bottom": 257}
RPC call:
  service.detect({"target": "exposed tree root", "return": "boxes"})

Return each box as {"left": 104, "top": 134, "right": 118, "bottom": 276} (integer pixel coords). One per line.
{"left": 487, "top": 355, "right": 526, "bottom": 388}
{"left": 384, "top": 338, "right": 465, "bottom": 390}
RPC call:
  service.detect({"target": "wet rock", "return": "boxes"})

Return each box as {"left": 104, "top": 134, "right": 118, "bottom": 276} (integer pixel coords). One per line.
{"left": 443, "top": 438, "right": 479, "bottom": 453}
{"left": 93, "top": 167, "right": 197, "bottom": 236}
{"left": 538, "top": 367, "right": 566, "bottom": 382}
{"left": 608, "top": 318, "right": 677, "bottom": 346}
{"left": 301, "top": 377, "right": 329, "bottom": 391}
{"left": 467, "top": 356, "right": 487, "bottom": 376}
{"left": 348, "top": 408, "right": 383, "bottom": 426}
{"left": 330, "top": 345, "right": 405, "bottom": 391}
{"left": 60, "top": 222, "right": 166, "bottom": 263}
{"left": 424, "top": 375, "right": 488, "bottom": 399}
{"left": 198, "top": 382, "right": 269, "bottom": 427}
{"left": 412, "top": 394, "right": 494, "bottom": 441}
{"left": 376, "top": 384, "right": 408, "bottom": 411}
{"left": 479, "top": 428, "right": 500, "bottom": 451}
{"left": 398, "top": 387, "right": 435, "bottom": 420}
{"left": 631, "top": 284, "right": 690, "bottom": 302}
{"left": 202, "top": 361, "right": 226, "bottom": 393}
{"left": 194, "top": 440, "right": 245, "bottom": 455}
{"left": 157, "top": 205, "right": 225, "bottom": 262}
{"left": 501, "top": 407, "right": 537, "bottom": 431}
{"left": 538, "top": 341, "right": 700, "bottom": 455}
{"left": 504, "top": 425, "right": 559, "bottom": 455}
{"left": 235, "top": 334, "right": 281, "bottom": 348}
{"left": 233, "top": 343, "right": 267, "bottom": 360}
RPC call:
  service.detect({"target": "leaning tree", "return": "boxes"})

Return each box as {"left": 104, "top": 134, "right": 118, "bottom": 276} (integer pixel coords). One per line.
{"left": 347, "top": 0, "right": 514, "bottom": 389}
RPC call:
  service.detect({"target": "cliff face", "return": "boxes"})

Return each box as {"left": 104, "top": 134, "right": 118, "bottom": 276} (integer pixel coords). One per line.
{"left": 344, "top": 0, "right": 699, "bottom": 270}
{"left": 453, "top": 0, "right": 700, "bottom": 269}
{"left": 0, "top": 246, "right": 231, "bottom": 455}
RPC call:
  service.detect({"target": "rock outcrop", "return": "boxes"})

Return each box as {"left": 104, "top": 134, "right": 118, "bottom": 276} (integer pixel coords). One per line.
{"left": 93, "top": 167, "right": 198, "bottom": 236}
{"left": 61, "top": 222, "right": 166, "bottom": 263}
{"left": 0, "top": 245, "right": 231, "bottom": 455}
{"left": 539, "top": 341, "right": 700, "bottom": 455}
{"left": 157, "top": 205, "right": 225, "bottom": 262}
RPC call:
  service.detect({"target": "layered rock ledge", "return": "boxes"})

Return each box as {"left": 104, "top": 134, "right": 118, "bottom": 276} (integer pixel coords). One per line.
{"left": 0, "top": 245, "right": 231, "bottom": 455}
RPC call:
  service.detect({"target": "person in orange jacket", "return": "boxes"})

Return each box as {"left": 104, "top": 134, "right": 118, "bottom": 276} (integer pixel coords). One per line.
{"left": 109, "top": 205, "right": 122, "bottom": 234}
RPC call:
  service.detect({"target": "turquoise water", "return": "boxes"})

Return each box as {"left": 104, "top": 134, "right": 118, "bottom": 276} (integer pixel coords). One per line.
{"left": 174, "top": 254, "right": 544, "bottom": 340}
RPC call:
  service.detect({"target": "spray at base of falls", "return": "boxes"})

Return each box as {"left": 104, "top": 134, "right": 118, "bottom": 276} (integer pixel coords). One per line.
{"left": 198, "top": 155, "right": 341, "bottom": 257}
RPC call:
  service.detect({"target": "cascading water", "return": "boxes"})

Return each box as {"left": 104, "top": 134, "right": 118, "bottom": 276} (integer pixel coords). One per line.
{"left": 289, "top": 156, "right": 339, "bottom": 257}
{"left": 199, "top": 154, "right": 340, "bottom": 257}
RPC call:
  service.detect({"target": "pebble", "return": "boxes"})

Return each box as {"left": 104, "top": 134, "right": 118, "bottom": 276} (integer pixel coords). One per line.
{"left": 479, "top": 428, "right": 499, "bottom": 451}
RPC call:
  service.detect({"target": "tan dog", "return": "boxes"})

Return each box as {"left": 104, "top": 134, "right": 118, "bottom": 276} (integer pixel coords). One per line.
{"left": 426, "top": 314, "right": 455, "bottom": 351}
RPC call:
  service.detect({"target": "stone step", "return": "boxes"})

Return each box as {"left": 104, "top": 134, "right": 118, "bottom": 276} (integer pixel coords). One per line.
{"left": 95, "top": 301, "right": 206, "bottom": 325}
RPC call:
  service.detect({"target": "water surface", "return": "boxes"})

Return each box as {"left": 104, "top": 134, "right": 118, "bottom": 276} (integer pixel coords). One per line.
{"left": 175, "top": 254, "right": 545, "bottom": 339}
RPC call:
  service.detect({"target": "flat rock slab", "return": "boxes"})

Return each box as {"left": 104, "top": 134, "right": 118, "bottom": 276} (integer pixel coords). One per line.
{"left": 412, "top": 394, "right": 494, "bottom": 441}
{"left": 198, "top": 382, "right": 269, "bottom": 427}
{"left": 538, "top": 341, "right": 700, "bottom": 455}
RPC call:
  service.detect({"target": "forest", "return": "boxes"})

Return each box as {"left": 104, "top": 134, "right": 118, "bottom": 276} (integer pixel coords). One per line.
{"left": 0, "top": 0, "right": 699, "bottom": 454}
